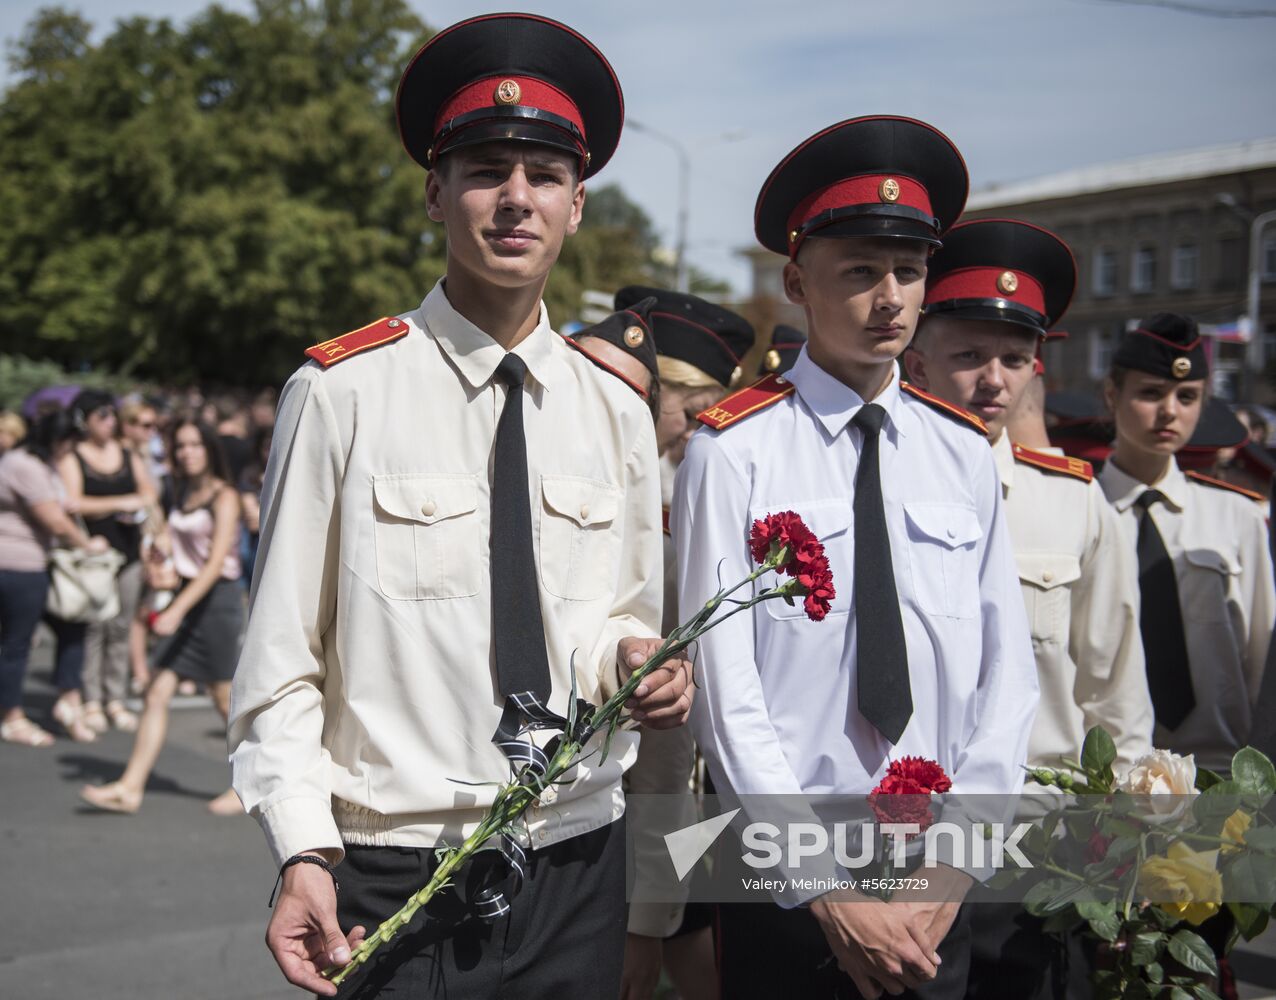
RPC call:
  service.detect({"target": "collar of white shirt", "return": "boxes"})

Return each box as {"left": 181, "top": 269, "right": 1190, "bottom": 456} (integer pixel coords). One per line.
{"left": 992, "top": 432, "right": 1016, "bottom": 491}
{"left": 417, "top": 279, "right": 564, "bottom": 392}
{"left": 1101, "top": 456, "right": 1189, "bottom": 513}
{"left": 784, "top": 348, "right": 907, "bottom": 441}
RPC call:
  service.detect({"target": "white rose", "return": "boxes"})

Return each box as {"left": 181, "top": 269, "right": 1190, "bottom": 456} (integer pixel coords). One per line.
{"left": 1120, "top": 749, "right": 1198, "bottom": 821}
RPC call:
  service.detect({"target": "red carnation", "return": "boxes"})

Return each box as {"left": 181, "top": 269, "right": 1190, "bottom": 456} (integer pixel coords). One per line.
{"left": 867, "top": 757, "right": 950, "bottom": 833}
{"left": 798, "top": 559, "right": 836, "bottom": 622}
{"left": 748, "top": 511, "right": 824, "bottom": 577}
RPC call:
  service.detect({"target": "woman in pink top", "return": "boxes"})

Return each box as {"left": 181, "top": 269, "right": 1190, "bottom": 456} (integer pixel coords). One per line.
{"left": 81, "top": 418, "right": 244, "bottom": 813}
{"left": 0, "top": 411, "right": 109, "bottom": 746}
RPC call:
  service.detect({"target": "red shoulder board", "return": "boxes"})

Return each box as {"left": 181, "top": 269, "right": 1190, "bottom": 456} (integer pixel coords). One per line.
{"left": 899, "top": 382, "right": 988, "bottom": 436}
{"left": 562, "top": 336, "right": 649, "bottom": 400}
{"left": 305, "top": 317, "right": 409, "bottom": 368}
{"left": 1012, "top": 443, "right": 1093, "bottom": 483}
{"left": 662, "top": 506, "right": 671, "bottom": 537}
{"left": 1186, "top": 470, "right": 1265, "bottom": 502}
{"left": 696, "top": 373, "right": 795, "bottom": 430}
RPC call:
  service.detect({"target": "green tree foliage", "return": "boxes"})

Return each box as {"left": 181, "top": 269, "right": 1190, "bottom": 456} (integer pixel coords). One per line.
{"left": 1, "top": 2, "right": 703, "bottom": 386}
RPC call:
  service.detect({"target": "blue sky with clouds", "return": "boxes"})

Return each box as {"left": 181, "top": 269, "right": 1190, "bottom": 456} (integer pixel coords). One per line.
{"left": 4, "top": 0, "right": 1275, "bottom": 290}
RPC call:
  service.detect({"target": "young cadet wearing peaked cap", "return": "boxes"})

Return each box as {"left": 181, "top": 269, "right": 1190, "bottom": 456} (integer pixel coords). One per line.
{"left": 904, "top": 219, "right": 1154, "bottom": 1000}
{"left": 1098, "top": 314, "right": 1275, "bottom": 775}
{"left": 671, "top": 116, "right": 1038, "bottom": 1000}
{"left": 227, "top": 15, "right": 693, "bottom": 998}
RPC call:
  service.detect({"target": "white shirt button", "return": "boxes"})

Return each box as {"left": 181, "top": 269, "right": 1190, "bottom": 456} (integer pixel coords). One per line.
{"left": 420, "top": 500, "right": 436, "bottom": 517}
{"left": 579, "top": 504, "right": 590, "bottom": 520}
{"left": 1042, "top": 570, "right": 1054, "bottom": 583}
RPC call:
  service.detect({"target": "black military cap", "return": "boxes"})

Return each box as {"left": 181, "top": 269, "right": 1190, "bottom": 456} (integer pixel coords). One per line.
{"left": 1112, "top": 313, "right": 1208, "bottom": 381}
{"left": 759, "top": 324, "right": 807, "bottom": 375}
{"left": 924, "top": 219, "right": 1076, "bottom": 337}
{"left": 396, "top": 14, "right": 623, "bottom": 178}
{"left": 569, "top": 295, "right": 659, "bottom": 383}
{"left": 614, "top": 286, "right": 755, "bottom": 388}
{"left": 755, "top": 116, "right": 968, "bottom": 258}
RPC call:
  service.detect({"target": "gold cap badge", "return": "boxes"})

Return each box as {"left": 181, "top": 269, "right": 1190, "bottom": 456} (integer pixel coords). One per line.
{"left": 731, "top": 365, "right": 743, "bottom": 386}
{"left": 997, "top": 270, "right": 1019, "bottom": 295}
{"left": 623, "top": 325, "right": 645, "bottom": 348}
{"left": 878, "top": 177, "right": 901, "bottom": 203}
{"left": 494, "top": 79, "right": 521, "bottom": 105}
{"left": 1172, "top": 357, "right": 1192, "bottom": 379}
{"left": 765, "top": 349, "right": 781, "bottom": 372}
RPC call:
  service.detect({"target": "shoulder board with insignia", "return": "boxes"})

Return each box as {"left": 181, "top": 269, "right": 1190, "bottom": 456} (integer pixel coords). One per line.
{"left": 562, "top": 335, "right": 649, "bottom": 400}
{"left": 662, "top": 506, "right": 671, "bottom": 537}
{"left": 696, "top": 373, "right": 795, "bottom": 430}
{"left": 305, "top": 317, "right": 409, "bottom": 368}
{"left": 1185, "top": 470, "right": 1265, "bottom": 503}
{"left": 899, "top": 382, "right": 988, "bottom": 435}
{"left": 1011, "top": 443, "right": 1093, "bottom": 483}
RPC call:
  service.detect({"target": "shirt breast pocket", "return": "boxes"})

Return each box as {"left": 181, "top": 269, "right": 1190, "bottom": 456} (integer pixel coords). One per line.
{"left": 539, "top": 475, "right": 622, "bottom": 601}
{"left": 1016, "top": 552, "right": 1081, "bottom": 643}
{"left": 371, "top": 473, "right": 481, "bottom": 600}
{"left": 1180, "top": 547, "right": 1240, "bottom": 623}
{"left": 903, "top": 502, "right": 983, "bottom": 619}
{"left": 754, "top": 500, "right": 853, "bottom": 620}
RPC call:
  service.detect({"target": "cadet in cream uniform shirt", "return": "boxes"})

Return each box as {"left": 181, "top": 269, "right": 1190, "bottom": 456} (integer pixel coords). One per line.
{"left": 1099, "top": 458, "right": 1274, "bottom": 773}
{"left": 228, "top": 280, "right": 663, "bottom": 867}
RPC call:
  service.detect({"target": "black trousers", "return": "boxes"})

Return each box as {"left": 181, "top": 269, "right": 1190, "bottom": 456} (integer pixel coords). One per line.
{"left": 966, "top": 903, "right": 1091, "bottom": 1000}
{"left": 334, "top": 819, "right": 626, "bottom": 999}
{"left": 717, "top": 900, "right": 972, "bottom": 1000}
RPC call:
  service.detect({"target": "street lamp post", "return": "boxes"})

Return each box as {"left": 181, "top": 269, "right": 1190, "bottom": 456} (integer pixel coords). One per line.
{"left": 628, "top": 121, "right": 746, "bottom": 293}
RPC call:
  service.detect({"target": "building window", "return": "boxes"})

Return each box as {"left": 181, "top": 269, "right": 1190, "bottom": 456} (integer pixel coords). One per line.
{"left": 1171, "top": 244, "right": 1198, "bottom": 290}
{"left": 1087, "top": 326, "right": 1114, "bottom": 380}
{"left": 1131, "top": 245, "right": 1156, "bottom": 293}
{"left": 1092, "top": 249, "right": 1118, "bottom": 297}
{"left": 1264, "top": 234, "right": 1276, "bottom": 281}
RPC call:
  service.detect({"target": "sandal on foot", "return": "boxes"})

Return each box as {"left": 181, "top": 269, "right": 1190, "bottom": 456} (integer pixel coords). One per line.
{"left": 79, "top": 782, "right": 142, "bottom": 814}
{"left": 105, "top": 702, "right": 138, "bottom": 733}
{"left": 207, "top": 788, "right": 244, "bottom": 816}
{"left": 82, "top": 703, "right": 109, "bottom": 734}
{"left": 51, "top": 700, "right": 98, "bottom": 743}
{"left": 1, "top": 716, "right": 56, "bottom": 747}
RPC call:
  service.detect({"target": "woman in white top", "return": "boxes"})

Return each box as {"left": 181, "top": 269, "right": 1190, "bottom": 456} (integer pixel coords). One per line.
{"left": 80, "top": 418, "right": 244, "bottom": 813}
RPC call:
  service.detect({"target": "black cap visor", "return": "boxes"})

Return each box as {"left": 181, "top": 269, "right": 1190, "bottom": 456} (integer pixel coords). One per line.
{"left": 924, "top": 299, "right": 1048, "bottom": 337}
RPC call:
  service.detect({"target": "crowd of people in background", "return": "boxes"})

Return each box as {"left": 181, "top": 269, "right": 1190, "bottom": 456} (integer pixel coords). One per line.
{"left": 0, "top": 384, "right": 275, "bottom": 817}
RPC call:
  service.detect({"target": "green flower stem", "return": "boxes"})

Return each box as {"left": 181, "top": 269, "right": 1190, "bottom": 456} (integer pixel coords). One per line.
{"left": 325, "top": 551, "right": 799, "bottom": 987}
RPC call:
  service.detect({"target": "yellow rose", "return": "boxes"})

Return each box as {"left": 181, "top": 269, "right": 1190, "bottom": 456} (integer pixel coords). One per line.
{"left": 1222, "top": 809, "right": 1252, "bottom": 853}
{"left": 1137, "top": 842, "right": 1222, "bottom": 926}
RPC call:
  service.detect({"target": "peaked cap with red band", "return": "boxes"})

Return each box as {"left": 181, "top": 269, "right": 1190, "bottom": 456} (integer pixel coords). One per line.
{"left": 759, "top": 324, "right": 808, "bottom": 375}
{"left": 755, "top": 116, "right": 968, "bottom": 258}
{"left": 396, "top": 13, "right": 623, "bottom": 178}
{"left": 924, "top": 219, "right": 1076, "bottom": 337}
{"left": 1112, "top": 312, "right": 1209, "bottom": 382}
{"left": 570, "top": 295, "right": 659, "bottom": 383}
{"left": 615, "top": 285, "right": 755, "bottom": 388}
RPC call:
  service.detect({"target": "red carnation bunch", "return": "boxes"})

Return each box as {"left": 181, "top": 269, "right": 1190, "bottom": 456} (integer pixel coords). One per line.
{"left": 748, "top": 511, "right": 837, "bottom": 622}
{"left": 867, "top": 757, "right": 951, "bottom": 832}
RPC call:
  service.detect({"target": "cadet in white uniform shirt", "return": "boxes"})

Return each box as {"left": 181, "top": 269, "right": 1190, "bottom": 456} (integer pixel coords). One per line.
{"left": 228, "top": 15, "right": 692, "bottom": 999}
{"left": 1098, "top": 313, "right": 1275, "bottom": 775}
{"left": 672, "top": 116, "right": 1038, "bottom": 1000}
{"left": 903, "top": 218, "right": 1154, "bottom": 1000}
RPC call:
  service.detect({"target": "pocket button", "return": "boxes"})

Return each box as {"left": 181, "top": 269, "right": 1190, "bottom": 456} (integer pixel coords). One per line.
{"left": 1042, "top": 570, "right": 1054, "bottom": 583}
{"left": 420, "top": 499, "right": 436, "bottom": 517}
{"left": 579, "top": 503, "right": 590, "bottom": 520}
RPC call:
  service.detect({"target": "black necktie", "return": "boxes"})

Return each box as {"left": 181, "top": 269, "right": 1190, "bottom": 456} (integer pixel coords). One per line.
{"left": 851, "top": 404, "right": 912, "bottom": 744}
{"left": 490, "top": 354, "right": 551, "bottom": 701}
{"left": 1134, "top": 489, "right": 1195, "bottom": 730}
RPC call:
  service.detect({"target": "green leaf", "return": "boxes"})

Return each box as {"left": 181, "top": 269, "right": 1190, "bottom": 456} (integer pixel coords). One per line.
{"left": 1128, "top": 930, "right": 1166, "bottom": 965}
{"left": 1231, "top": 747, "right": 1276, "bottom": 795}
{"left": 1168, "top": 988, "right": 1193, "bottom": 1000}
{"left": 1145, "top": 960, "right": 1164, "bottom": 984}
{"left": 1041, "top": 909, "right": 1083, "bottom": 933}
{"left": 1166, "top": 929, "right": 1218, "bottom": 977}
{"left": 1022, "top": 878, "right": 1091, "bottom": 917}
{"left": 1226, "top": 900, "right": 1270, "bottom": 940}
{"left": 1194, "top": 766, "right": 1225, "bottom": 792}
{"left": 1242, "top": 826, "right": 1276, "bottom": 852}
{"left": 1086, "top": 909, "right": 1122, "bottom": 942}
{"left": 1193, "top": 985, "right": 1223, "bottom": 1000}
{"left": 1081, "top": 727, "right": 1117, "bottom": 783}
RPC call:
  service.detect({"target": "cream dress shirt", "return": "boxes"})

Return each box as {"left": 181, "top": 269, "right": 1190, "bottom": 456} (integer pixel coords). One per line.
{"left": 1098, "top": 459, "right": 1275, "bottom": 773}
{"left": 991, "top": 433, "right": 1154, "bottom": 774}
{"left": 229, "top": 281, "right": 663, "bottom": 866}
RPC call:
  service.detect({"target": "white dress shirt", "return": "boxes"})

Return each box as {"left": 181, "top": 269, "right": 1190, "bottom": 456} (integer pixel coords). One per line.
{"left": 228, "top": 281, "right": 663, "bottom": 867}
{"left": 1099, "top": 459, "right": 1275, "bottom": 773}
{"left": 991, "top": 434, "right": 1154, "bottom": 773}
{"left": 672, "top": 350, "right": 1038, "bottom": 811}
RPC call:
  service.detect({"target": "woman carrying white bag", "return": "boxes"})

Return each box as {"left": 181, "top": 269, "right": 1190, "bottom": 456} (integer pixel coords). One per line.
{"left": 0, "top": 409, "right": 110, "bottom": 746}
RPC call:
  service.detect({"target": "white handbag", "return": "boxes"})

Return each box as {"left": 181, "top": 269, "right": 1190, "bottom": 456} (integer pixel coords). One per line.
{"left": 45, "top": 546, "right": 127, "bottom": 623}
